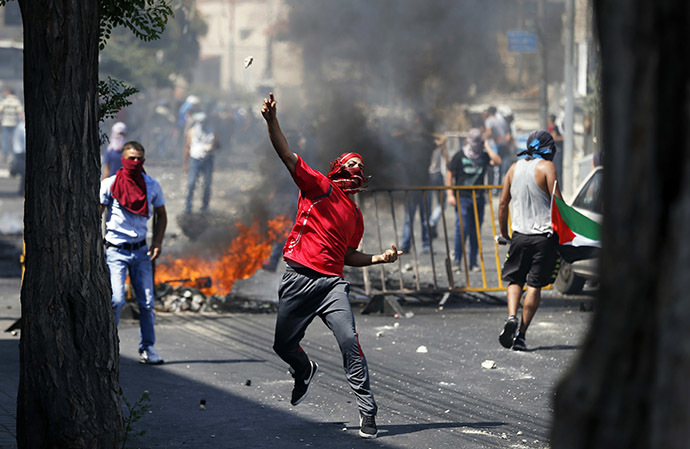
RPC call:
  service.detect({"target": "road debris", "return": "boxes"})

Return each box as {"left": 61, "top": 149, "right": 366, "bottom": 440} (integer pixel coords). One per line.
{"left": 154, "top": 284, "right": 278, "bottom": 314}
{"left": 416, "top": 345, "right": 428, "bottom": 353}
{"left": 244, "top": 56, "right": 254, "bottom": 68}
{"left": 481, "top": 360, "right": 497, "bottom": 369}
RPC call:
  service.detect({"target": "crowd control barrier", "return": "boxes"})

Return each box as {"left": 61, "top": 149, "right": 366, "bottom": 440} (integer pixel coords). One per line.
{"left": 355, "top": 184, "right": 529, "bottom": 310}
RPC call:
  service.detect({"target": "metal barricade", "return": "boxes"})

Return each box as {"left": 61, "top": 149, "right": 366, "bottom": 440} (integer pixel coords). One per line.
{"left": 357, "top": 185, "right": 511, "bottom": 303}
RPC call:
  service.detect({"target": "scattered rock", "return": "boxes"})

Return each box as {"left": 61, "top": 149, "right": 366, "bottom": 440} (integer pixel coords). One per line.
{"left": 481, "top": 360, "right": 497, "bottom": 370}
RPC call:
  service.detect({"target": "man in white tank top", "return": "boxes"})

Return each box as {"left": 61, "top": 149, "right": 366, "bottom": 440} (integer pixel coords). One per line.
{"left": 496, "top": 130, "right": 563, "bottom": 351}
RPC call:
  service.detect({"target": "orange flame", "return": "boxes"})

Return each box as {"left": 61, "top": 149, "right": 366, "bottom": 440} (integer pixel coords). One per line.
{"left": 156, "top": 215, "right": 292, "bottom": 295}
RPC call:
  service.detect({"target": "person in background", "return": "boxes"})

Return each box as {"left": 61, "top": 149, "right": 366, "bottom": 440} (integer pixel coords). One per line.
{"left": 11, "top": 118, "right": 25, "bottom": 195}
{"left": 397, "top": 115, "right": 435, "bottom": 254}
{"left": 446, "top": 122, "right": 501, "bottom": 271}
{"left": 483, "top": 106, "right": 512, "bottom": 186}
{"left": 103, "top": 122, "right": 128, "bottom": 179}
{"left": 547, "top": 113, "right": 565, "bottom": 182}
{"left": 177, "top": 95, "right": 200, "bottom": 145}
{"left": 261, "top": 92, "right": 402, "bottom": 439}
{"left": 496, "top": 130, "right": 562, "bottom": 351}
{"left": 427, "top": 133, "right": 449, "bottom": 239}
{"left": 0, "top": 88, "right": 23, "bottom": 164}
{"left": 100, "top": 141, "right": 167, "bottom": 364}
{"left": 184, "top": 111, "right": 219, "bottom": 213}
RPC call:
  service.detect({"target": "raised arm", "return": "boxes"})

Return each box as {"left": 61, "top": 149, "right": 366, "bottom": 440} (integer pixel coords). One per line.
{"left": 261, "top": 93, "right": 298, "bottom": 174}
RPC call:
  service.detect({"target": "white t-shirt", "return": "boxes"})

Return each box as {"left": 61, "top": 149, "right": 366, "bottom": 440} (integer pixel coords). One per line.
{"left": 188, "top": 122, "right": 215, "bottom": 160}
{"left": 100, "top": 173, "right": 165, "bottom": 245}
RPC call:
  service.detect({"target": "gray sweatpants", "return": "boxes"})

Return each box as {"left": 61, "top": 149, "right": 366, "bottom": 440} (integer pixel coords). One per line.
{"left": 273, "top": 264, "right": 377, "bottom": 417}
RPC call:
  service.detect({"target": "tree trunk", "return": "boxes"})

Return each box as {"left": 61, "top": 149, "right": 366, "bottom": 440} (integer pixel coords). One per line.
{"left": 16, "top": 1, "right": 124, "bottom": 448}
{"left": 552, "top": 1, "right": 690, "bottom": 448}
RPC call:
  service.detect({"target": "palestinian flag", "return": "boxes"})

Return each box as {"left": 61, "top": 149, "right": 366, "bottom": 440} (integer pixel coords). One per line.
{"left": 551, "top": 195, "right": 601, "bottom": 263}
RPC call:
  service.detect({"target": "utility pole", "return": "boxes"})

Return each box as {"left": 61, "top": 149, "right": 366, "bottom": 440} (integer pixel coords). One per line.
{"left": 517, "top": 0, "right": 525, "bottom": 91}
{"left": 563, "top": 0, "right": 575, "bottom": 197}
{"left": 538, "top": 0, "right": 548, "bottom": 129}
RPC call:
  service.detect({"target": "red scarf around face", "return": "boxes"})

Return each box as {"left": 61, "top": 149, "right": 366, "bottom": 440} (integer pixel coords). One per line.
{"left": 111, "top": 158, "right": 148, "bottom": 216}
{"left": 327, "top": 152, "right": 368, "bottom": 193}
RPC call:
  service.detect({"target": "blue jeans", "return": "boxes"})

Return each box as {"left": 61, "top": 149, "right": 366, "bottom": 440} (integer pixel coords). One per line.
{"left": 1, "top": 126, "right": 15, "bottom": 160}
{"left": 454, "top": 195, "right": 485, "bottom": 267}
{"left": 106, "top": 245, "right": 156, "bottom": 351}
{"left": 185, "top": 156, "right": 214, "bottom": 212}
{"left": 401, "top": 190, "right": 430, "bottom": 251}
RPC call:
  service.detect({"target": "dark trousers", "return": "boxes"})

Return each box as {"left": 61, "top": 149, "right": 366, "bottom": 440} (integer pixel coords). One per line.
{"left": 273, "top": 265, "right": 377, "bottom": 416}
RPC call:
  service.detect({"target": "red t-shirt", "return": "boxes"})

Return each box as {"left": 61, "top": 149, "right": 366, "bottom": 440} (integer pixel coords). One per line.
{"left": 283, "top": 156, "right": 364, "bottom": 277}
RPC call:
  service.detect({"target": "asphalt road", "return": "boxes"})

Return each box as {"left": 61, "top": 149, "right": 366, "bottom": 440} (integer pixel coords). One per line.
{"left": 0, "top": 153, "right": 597, "bottom": 449}
{"left": 109, "top": 295, "right": 593, "bottom": 449}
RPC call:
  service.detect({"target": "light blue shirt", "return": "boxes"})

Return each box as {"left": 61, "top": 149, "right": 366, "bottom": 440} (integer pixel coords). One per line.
{"left": 100, "top": 173, "right": 165, "bottom": 245}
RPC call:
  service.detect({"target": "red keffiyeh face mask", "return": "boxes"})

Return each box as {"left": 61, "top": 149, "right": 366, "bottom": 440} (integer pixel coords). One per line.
{"left": 327, "top": 152, "right": 369, "bottom": 194}
{"left": 111, "top": 157, "right": 148, "bottom": 216}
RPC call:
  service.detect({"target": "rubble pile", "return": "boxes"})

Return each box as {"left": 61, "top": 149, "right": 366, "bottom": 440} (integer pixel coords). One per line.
{"left": 153, "top": 283, "right": 278, "bottom": 314}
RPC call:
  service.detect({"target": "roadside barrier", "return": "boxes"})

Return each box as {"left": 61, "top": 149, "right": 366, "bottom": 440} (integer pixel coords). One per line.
{"left": 357, "top": 185, "right": 511, "bottom": 304}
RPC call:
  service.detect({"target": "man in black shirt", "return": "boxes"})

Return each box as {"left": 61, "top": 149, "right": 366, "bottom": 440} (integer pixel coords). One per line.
{"left": 446, "top": 127, "right": 501, "bottom": 270}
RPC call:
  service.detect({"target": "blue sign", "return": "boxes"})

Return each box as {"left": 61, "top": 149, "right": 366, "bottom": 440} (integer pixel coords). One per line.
{"left": 507, "top": 30, "right": 537, "bottom": 53}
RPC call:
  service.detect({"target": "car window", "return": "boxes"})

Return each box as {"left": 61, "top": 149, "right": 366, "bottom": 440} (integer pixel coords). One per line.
{"left": 572, "top": 169, "right": 603, "bottom": 215}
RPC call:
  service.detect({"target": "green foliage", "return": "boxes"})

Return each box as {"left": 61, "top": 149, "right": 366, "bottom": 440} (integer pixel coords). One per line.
{"left": 120, "top": 389, "right": 152, "bottom": 449}
{"left": 99, "top": 6, "right": 207, "bottom": 89}
{"left": 99, "top": 77, "right": 139, "bottom": 122}
{"left": 97, "top": 0, "right": 183, "bottom": 128}
{"left": 99, "top": 0, "right": 173, "bottom": 51}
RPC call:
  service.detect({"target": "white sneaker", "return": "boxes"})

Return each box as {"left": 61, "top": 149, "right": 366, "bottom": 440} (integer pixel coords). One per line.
{"left": 140, "top": 346, "right": 165, "bottom": 365}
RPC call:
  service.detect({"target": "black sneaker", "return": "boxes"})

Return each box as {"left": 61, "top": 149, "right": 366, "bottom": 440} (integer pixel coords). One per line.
{"left": 512, "top": 334, "right": 527, "bottom": 351}
{"left": 359, "top": 414, "right": 378, "bottom": 439}
{"left": 499, "top": 316, "right": 519, "bottom": 348}
{"left": 290, "top": 360, "right": 318, "bottom": 406}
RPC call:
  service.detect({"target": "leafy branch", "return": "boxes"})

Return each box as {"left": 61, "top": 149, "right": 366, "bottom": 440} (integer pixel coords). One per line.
{"left": 98, "top": 1, "right": 174, "bottom": 129}
{"left": 120, "top": 389, "right": 152, "bottom": 449}
{"left": 98, "top": 76, "right": 138, "bottom": 121}
{"left": 98, "top": 77, "right": 138, "bottom": 144}
{"left": 100, "top": 0, "right": 174, "bottom": 50}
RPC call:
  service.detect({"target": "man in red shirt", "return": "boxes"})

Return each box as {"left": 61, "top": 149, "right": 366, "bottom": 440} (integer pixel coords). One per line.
{"left": 261, "top": 93, "right": 401, "bottom": 439}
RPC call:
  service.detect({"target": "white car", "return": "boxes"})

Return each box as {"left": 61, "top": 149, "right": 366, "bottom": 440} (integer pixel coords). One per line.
{"left": 554, "top": 166, "right": 603, "bottom": 294}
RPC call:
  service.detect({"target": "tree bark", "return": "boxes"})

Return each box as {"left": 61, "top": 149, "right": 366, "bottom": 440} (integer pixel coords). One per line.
{"left": 552, "top": 1, "right": 690, "bottom": 448}
{"left": 16, "top": 1, "right": 124, "bottom": 448}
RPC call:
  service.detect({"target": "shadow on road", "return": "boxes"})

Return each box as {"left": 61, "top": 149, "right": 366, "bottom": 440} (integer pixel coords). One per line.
{"left": 162, "top": 358, "right": 266, "bottom": 365}
{"left": 527, "top": 344, "right": 580, "bottom": 352}
{"left": 366, "top": 420, "right": 505, "bottom": 437}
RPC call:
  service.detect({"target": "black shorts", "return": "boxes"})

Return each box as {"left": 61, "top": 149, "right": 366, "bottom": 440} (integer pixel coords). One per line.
{"left": 501, "top": 232, "right": 559, "bottom": 288}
